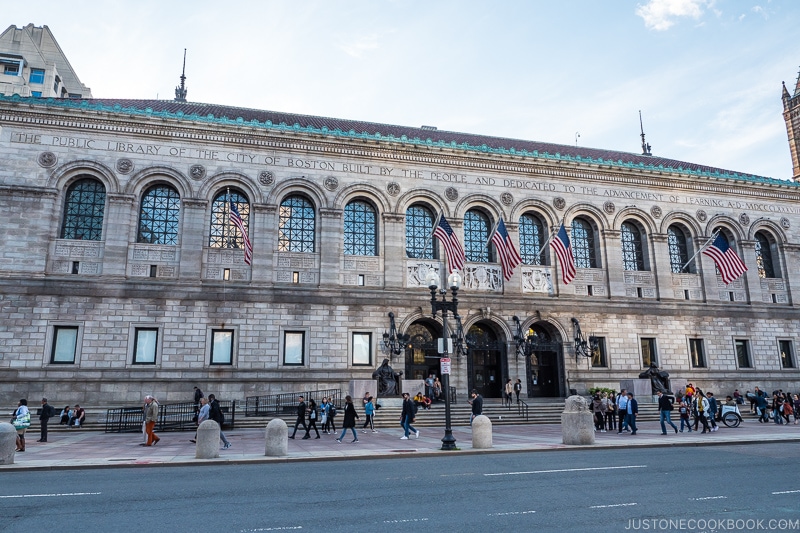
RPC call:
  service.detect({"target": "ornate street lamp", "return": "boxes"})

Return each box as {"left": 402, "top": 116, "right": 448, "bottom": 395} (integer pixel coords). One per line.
{"left": 381, "top": 312, "right": 410, "bottom": 358}
{"left": 425, "top": 269, "right": 463, "bottom": 451}
{"left": 571, "top": 317, "right": 599, "bottom": 362}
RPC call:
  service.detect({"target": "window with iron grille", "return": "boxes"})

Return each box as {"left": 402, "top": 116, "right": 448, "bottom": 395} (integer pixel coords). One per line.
{"left": 405, "top": 205, "right": 436, "bottom": 259}
{"left": 754, "top": 232, "right": 776, "bottom": 278}
{"left": 137, "top": 185, "right": 180, "bottom": 245}
{"left": 61, "top": 178, "right": 106, "bottom": 241}
{"left": 668, "top": 225, "right": 692, "bottom": 274}
{"left": 209, "top": 190, "right": 250, "bottom": 249}
{"left": 519, "top": 213, "right": 546, "bottom": 265}
{"left": 571, "top": 218, "right": 597, "bottom": 268}
{"left": 621, "top": 222, "right": 646, "bottom": 271}
{"left": 278, "top": 195, "right": 315, "bottom": 252}
{"left": 464, "top": 210, "right": 490, "bottom": 263}
{"left": 344, "top": 200, "right": 377, "bottom": 256}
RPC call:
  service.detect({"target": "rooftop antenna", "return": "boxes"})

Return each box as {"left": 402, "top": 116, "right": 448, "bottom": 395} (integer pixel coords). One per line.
{"left": 639, "top": 110, "right": 652, "bottom": 156}
{"left": 575, "top": 131, "right": 580, "bottom": 146}
{"left": 174, "top": 49, "right": 187, "bottom": 102}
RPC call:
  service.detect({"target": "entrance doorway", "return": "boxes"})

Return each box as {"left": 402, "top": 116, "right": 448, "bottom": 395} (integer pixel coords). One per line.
{"left": 523, "top": 322, "right": 564, "bottom": 398}
{"left": 466, "top": 323, "right": 505, "bottom": 399}
{"left": 404, "top": 320, "right": 441, "bottom": 386}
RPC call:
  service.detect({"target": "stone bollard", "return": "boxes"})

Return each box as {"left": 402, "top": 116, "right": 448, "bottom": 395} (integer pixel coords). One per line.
{"left": 471, "top": 415, "right": 492, "bottom": 449}
{"left": 561, "top": 395, "right": 595, "bottom": 445}
{"left": 265, "top": 418, "right": 288, "bottom": 457}
{"left": 195, "top": 420, "right": 220, "bottom": 459}
{"left": 0, "top": 423, "right": 16, "bottom": 465}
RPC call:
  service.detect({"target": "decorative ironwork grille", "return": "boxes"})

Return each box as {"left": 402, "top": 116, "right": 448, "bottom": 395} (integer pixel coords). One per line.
{"left": 621, "top": 222, "right": 645, "bottom": 271}
{"left": 571, "top": 218, "right": 596, "bottom": 268}
{"left": 464, "top": 210, "right": 490, "bottom": 263}
{"left": 278, "top": 195, "right": 315, "bottom": 252}
{"left": 61, "top": 178, "right": 106, "bottom": 241}
{"left": 344, "top": 200, "right": 377, "bottom": 256}
{"left": 754, "top": 232, "right": 776, "bottom": 278}
{"left": 209, "top": 190, "right": 250, "bottom": 248}
{"left": 138, "top": 185, "right": 180, "bottom": 245}
{"left": 405, "top": 205, "right": 436, "bottom": 259}
{"left": 519, "top": 214, "right": 545, "bottom": 265}
{"left": 668, "top": 225, "right": 691, "bottom": 273}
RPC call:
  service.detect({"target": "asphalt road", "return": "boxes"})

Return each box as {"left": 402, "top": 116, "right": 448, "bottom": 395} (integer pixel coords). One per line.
{"left": 2, "top": 443, "right": 799, "bottom": 533}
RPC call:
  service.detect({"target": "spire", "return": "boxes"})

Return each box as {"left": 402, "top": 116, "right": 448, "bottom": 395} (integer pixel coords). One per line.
{"left": 795, "top": 66, "right": 800, "bottom": 97}
{"left": 639, "top": 110, "right": 652, "bottom": 156}
{"left": 174, "top": 49, "right": 187, "bottom": 102}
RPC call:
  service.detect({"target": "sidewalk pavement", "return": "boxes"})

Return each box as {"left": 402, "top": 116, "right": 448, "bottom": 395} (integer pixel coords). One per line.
{"left": 3, "top": 420, "right": 799, "bottom": 472}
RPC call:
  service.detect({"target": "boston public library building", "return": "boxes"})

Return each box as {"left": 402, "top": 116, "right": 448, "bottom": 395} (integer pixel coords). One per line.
{"left": 3, "top": 73, "right": 800, "bottom": 406}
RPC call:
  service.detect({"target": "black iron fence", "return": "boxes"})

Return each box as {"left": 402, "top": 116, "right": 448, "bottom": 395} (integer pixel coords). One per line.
{"left": 105, "top": 400, "right": 235, "bottom": 433}
{"left": 245, "top": 389, "right": 342, "bottom": 417}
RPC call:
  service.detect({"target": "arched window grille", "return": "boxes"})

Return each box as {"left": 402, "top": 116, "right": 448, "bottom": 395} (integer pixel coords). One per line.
{"left": 405, "top": 205, "right": 436, "bottom": 259}
{"left": 61, "top": 177, "right": 105, "bottom": 241}
{"left": 464, "top": 210, "right": 490, "bottom": 263}
{"left": 137, "top": 184, "right": 180, "bottom": 245}
{"left": 667, "top": 225, "right": 691, "bottom": 274}
{"left": 278, "top": 195, "right": 315, "bottom": 252}
{"left": 621, "top": 222, "right": 646, "bottom": 271}
{"left": 754, "top": 232, "right": 776, "bottom": 278}
{"left": 209, "top": 190, "right": 250, "bottom": 249}
{"left": 344, "top": 200, "right": 377, "bottom": 256}
{"left": 519, "top": 213, "right": 546, "bottom": 265}
{"left": 571, "top": 218, "right": 597, "bottom": 268}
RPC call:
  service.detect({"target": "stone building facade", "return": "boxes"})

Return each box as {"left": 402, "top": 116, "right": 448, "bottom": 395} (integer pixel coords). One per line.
{"left": 1, "top": 94, "right": 800, "bottom": 406}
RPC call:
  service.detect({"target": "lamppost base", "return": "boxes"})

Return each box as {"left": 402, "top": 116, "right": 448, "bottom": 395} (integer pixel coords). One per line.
{"left": 441, "top": 431, "right": 457, "bottom": 451}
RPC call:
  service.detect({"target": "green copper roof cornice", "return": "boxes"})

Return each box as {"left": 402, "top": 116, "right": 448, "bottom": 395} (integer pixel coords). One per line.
{"left": 1, "top": 94, "right": 793, "bottom": 188}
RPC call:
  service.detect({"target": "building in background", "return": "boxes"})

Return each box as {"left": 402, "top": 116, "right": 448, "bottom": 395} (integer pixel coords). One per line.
{"left": 0, "top": 24, "right": 92, "bottom": 99}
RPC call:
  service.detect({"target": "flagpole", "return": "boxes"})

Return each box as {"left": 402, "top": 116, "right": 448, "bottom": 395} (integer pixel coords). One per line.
{"left": 418, "top": 211, "right": 442, "bottom": 261}
{"left": 532, "top": 217, "right": 566, "bottom": 263}
{"left": 680, "top": 229, "right": 720, "bottom": 272}
{"left": 483, "top": 219, "right": 500, "bottom": 251}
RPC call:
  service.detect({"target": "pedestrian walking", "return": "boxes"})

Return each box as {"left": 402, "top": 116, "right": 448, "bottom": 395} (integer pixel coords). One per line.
{"left": 504, "top": 379, "right": 514, "bottom": 407}
{"left": 604, "top": 392, "right": 617, "bottom": 431}
{"left": 208, "top": 394, "right": 231, "bottom": 449}
{"left": 326, "top": 399, "right": 337, "bottom": 435}
{"left": 12, "top": 399, "right": 30, "bottom": 452}
{"left": 657, "top": 391, "right": 678, "bottom": 434}
{"left": 305, "top": 399, "right": 321, "bottom": 439}
{"left": 692, "top": 390, "right": 711, "bottom": 433}
{"left": 319, "top": 397, "right": 330, "bottom": 433}
{"left": 190, "top": 397, "right": 210, "bottom": 443}
{"left": 400, "top": 392, "right": 419, "bottom": 439}
{"left": 336, "top": 395, "right": 360, "bottom": 443}
{"left": 592, "top": 393, "right": 606, "bottom": 432}
{"left": 289, "top": 395, "right": 308, "bottom": 439}
{"left": 142, "top": 395, "right": 160, "bottom": 446}
{"left": 468, "top": 389, "right": 483, "bottom": 425}
{"left": 37, "top": 398, "right": 55, "bottom": 443}
{"left": 625, "top": 392, "right": 638, "bottom": 435}
{"left": 705, "top": 392, "right": 719, "bottom": 431}
{"left": 514, "top": 378, "right": 522, "bottom": 404}
{"left": 362, "top": 394, "right": 375, "bottom": 433}
{"left": 679, "top": 397, "right": 693, "bottom": 432}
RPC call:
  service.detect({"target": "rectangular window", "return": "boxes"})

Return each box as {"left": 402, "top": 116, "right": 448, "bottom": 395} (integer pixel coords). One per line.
{"left": 640, "top": 337, "right": 657, "bottom": 367}
{"left": 779, "top": 340, "right": 795, "bottom": 369}
{"left": 211, "top": 329, "right": 234, "bottom": 365}
{"left": 133, "top": 328, "right": 158, "bottom": 364}
{"left": 51, "top": 326, "right": 78, "bottom": 364}
{"left": 735, "top": 339, "right": 751, "bottom": 368}
{"left": 590, "top": 337, "right": 607, "bottom": 368}
{"left": 31, "top": 91, "right": 42, "bottom": 97}
{"left": 3, "top": 64, "right": 20, "bottom": 75}
{"left": 352, "top": 332, "right": 372, "bottom": 366}
{"left": 689, "top": 338, "right": 706, "bottom": 368}
{"left": 29, "top": 68, "right": 45, "bottom": 84}
{"left": 283, "top": 331, "right": 305, "bottom": 366}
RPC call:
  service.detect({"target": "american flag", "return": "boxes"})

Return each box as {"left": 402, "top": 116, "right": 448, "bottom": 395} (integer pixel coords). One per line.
{"left": 550, "top": 222, "right": 576, "bottom": 285}
{"left": 702, "top": 233, "right": 747, "bottom": 284}
{"left": 433, "top": 215, "right": 465, "bottom": 273}
{"left": 490, "top": 218, "right": 522, "bottom": 281}
{"left": 229, "top": 201, "right": 253, "bottom": 265}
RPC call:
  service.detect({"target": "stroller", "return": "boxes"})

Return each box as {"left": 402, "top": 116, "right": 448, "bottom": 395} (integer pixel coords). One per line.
{"left": 721, "top": 403, "right": 743, "bottom": 428}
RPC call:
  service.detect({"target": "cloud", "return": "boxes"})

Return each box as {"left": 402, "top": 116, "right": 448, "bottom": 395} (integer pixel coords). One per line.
{"left": 636, "top": 0, "right": 711, "bottom": 31}
{"left": 338, "top": 33, "right": 380, "bottom": 58}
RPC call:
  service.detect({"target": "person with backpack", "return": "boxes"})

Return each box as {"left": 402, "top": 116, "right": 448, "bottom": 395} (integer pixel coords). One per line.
{"left": 326, "top": 399, "right": 338, "bottom": 435}
{"left": 679, "top": 397, "right": 693, "bottom": 432}
{"left": 37, "top": 397, "right": 55, "bottom": 443}
{"left": 208, "top": 394, "right": 231, "bottom": 449}
{"left": 400, "top": 392, "right": 419, "bottom": 439}
{"left": 319, "top": 397, "right": 330, "bottom": 433}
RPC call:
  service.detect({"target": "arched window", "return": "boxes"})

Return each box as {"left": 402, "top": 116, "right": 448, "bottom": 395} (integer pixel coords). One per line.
{"left": 209, "top": 190, "right": 250, "bottom": 249}
{"left": 519, "top": 213, "right": 546, "bottom": 265}
{"left": 137, "top": 184, "right": 180, "bottom": 245}
{"left": 667, "top": 225, "right": 691, "bottom": 274}
{"left": 571, "top": 218, "right": 597, "bottom": 268}
{"left": 464, "top": 210, "right": 490, "bottom": 263}
{"left": 344, "top": 200, "right": 377, "bottom": 256}
{"left": 621, "top": 221, "right": 646, "bottom": 271}
{"left": 405, "top": 204, "right": 436, "bottom": 259}
{"left": 754, "top": 231, "right": 777, "bottom": 278}
{"left": 61, "top": 177, "right": 106, "bottom": 241}
{"left": 278, "top": 195, "right": 315, "bottom": 252}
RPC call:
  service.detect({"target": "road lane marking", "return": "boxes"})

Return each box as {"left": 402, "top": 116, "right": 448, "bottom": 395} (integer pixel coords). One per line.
{"left": 590, "top": 503, "right": 637, "bottom": 509}
{"left": 240, "top": 528, "right": 302, "bottom": 532}
{"left": 773, "top": 490, "right": 800, "bottom": 494}
{"left": 485, "top": 465, "right": 647, "bottom": 476}
{"left": 690, "top": 496, "right": 727, "bottom": 500}
{"left": 0, "top": 492, "right": 101, "bottom": 499}
{"left": 488, "top": 510, "right": 536, "bottom": 516}
{"left": 383, "top": 518, "right": 429, "bottom": 523}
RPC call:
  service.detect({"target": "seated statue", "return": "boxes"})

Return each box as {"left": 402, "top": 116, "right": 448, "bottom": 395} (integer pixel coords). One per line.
{"left": 372, "top": 358, "right": 403, "bottom": 396}
{"left": 639, "top": 362, "right": 671, "bottom": 395}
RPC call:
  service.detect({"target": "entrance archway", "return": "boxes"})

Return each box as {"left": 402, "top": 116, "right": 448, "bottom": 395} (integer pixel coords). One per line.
{"left": 403, "top": 320, "right": 441, "bottom": 384}
{"left": 523, "top": 322, "right": 565, "bottom": 398}
{"left": 466, "top": 322, "right": 506, "bottom": 399}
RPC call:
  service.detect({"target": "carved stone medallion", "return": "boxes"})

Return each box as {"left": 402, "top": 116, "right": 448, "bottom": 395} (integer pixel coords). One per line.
{"left": 739, "top": 213, "right": 750, "bottom": 226}
{"left": 37, "top": 151, "right": 57, "bottom": 168}
{"left": 445, "top": 187, "right": 459, "bottom": 202}
{"left": 189, "top": 164, "right": 206, "bottom": 180}
{"left": 781, "top": 217, "right": 791, "bottom": 229}
{"left": 553, "top": 197, "right": 566, "bottom": 210}
{"left": 258, "top": 170, "right": 274, "bottom": 186}
{"left": 500, "top": 192, "right": 514, "bottom": 206}
{"left": 650, "top": 205, "right": 662, "bottom": 219}
{"left": 696, "top": 210, "right": 707, "bottom": 222}
{"left": 116, "top": 158, "right": 134, "bottom": 174}
{"left": 603, "top": 201, "right": 616, "bottom": 215}
{"left": 387, "top": 182, "right": 400, "bottom": 196}
{"left": 324, "top": 176, "right": 339, "bottom": 191}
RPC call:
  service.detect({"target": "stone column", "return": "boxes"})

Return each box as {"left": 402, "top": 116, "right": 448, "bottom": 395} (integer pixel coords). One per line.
{"left": 471, "top": 414, "right": 492, "bottom": 449}
{"left": 0, "top": 423, "right": 16, "bottom": 465}
{"left": 382, "top": 212, "right": 405, "bottom": 288}
{"left": 783, "top": 244, "right": 800, "bottom": 305}
{"left": 503, "top": 221, "right": 524, "bottom": 296}
{"left": 650, "top": 233, "right": 673, "bottom": 300}
{"left": 740, "top": 240, "right": 759, "bottom": 304}
{"left": 265, "top": 418, "right": 288, "bottom": 457}
{"left": 697, "top": 236, "right": 720, "bottom": 303}
{"left": 318, "top": 208, "right": 342, "bottom": 287}
{"left": 102, "top": 193, "right": 135, "bottom": 276}
{"left": 250, "top": 204, "right": 275, "bottom": 283}
{"left": 179, "top": 199, "right": 208, "bottom": 280}
{"left": 602, "top": 229, "right": 624, "bottom": 297}
{"left": 195, "top": 419, "right": 220, "bottom": 459}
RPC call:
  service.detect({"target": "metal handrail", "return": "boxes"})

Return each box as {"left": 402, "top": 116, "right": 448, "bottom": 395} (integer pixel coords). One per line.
{"left": 518, "top": 399, "right": 529, "bottom": 421}
{"left": 245, "top": 389, "right": 342, "bottom": 417}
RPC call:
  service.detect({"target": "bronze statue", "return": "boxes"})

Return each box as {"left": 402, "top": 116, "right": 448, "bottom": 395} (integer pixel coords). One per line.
{"left": 373, "top": 358, "right": 402, "bottom": 396}
{"left": 639, "top": 362, "right": 671, "bottom": 394}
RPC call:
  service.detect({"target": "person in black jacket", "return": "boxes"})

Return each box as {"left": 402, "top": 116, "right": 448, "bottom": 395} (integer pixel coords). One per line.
{"left": 335, "top": 395, "right": 359, "bottom": 443}
{"left": 400, "top": 392, "right": 419, "bottom": 439}
{"left": 37, "top": 398, "right": 55, "bottom": 443}
{"left": 657, "top": 390, "right": 678, "bottom": 434}
{"left": 468, "top": 389, "right": 483, "bottom": 425}
{"left": 208, "top": 394, "right": 231, "bottom": 449}
{"left": 289, "top": 395, "right": 308, "bottom": 439}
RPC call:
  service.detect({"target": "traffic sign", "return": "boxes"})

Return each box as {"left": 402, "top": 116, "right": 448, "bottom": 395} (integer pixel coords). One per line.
{"left": 440, "top": 357, "right": 451, "bottom": 374}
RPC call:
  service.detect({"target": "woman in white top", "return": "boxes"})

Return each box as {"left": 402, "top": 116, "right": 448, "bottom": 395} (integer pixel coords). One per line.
{"left": 13, "top": 399, "right": 31, "bottom": 452}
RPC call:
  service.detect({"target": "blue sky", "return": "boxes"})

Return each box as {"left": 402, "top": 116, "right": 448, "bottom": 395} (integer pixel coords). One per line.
{"left": 5, "top": 0, "right": 799, "bottom": 179}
